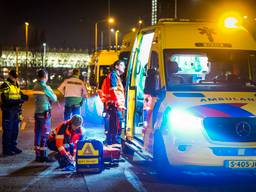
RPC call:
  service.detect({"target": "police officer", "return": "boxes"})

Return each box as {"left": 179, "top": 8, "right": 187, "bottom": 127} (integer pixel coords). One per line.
{"left": 58, "top": 69, "right": 87, "bottom": 120}
{"left": 33, "top": 69, "right": 57, "bottom": 162}
{"left": 105, "top": 60, "right": 126, "bottom": 145}
{"left": 0, "top": 69, "right": 28, "bottom": 156}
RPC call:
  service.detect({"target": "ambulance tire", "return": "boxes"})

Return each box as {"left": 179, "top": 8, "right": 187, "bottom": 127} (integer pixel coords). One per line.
{"left": 153, "top": 130, "right": 172, "bottom": 177}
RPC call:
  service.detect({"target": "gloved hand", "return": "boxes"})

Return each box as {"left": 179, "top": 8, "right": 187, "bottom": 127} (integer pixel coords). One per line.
{"left": 67, "top": 154, "right": 75, "bottom": 165}
{"left": 58, "top": 155, "right": 72, "bottom": 168}
{"left": 63, "top": 164, "right": 75, "bottom": 171}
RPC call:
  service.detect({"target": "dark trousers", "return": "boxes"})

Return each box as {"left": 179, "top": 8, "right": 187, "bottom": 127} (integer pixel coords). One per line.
{"left": 2, "top": 108, "right": 20, "bottom": 152}
{"left": 106, "top": 105, "right": 124, "bottom": 145}
{"left": 103, "top": 106, "right": 109, "bottom": 133}
{"left": 47, "top": 139, "right": 74, "bottom": 167}
{"left": 34, "top": 112, "right": 51, "bottom": 158}
{"left": 64, "top": 105, "right": 80, "bottom": 120}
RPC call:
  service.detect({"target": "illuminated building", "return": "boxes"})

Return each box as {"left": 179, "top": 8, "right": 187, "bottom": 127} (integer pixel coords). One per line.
{"left": 0, "top": 48, "right": 90, "bottom": 68}
{"left": 152, "top": 0, "right": 158, "bottom": 25}
{"left": 151, "top": 0, "right": 174, "bottom": 25}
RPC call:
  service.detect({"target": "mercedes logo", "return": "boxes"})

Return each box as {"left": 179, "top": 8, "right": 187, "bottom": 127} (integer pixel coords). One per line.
{"left": 235, "top": 121, "right": 252, "bottom": 137}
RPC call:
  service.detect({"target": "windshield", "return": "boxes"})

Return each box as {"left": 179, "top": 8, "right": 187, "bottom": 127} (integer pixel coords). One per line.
{"left": 164, "top": 49, "right": 256, "bottom": 91}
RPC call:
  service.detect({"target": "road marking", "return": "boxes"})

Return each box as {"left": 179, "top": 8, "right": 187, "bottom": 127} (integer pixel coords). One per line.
{"left": 124, "top": 167, "right": 147, "bottom": 192}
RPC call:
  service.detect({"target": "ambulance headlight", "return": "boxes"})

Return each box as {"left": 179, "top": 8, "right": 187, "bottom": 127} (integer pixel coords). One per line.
{"left": 168, "top": 109, "right": 203, "bottom": 134}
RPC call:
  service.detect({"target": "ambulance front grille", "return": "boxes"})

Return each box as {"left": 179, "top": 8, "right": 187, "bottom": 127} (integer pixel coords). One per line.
{"left": 203, "top": 117, "right": 256, "bottom": 142}
{"left": 210, "top": 147, "right": 256, "bottom": 156}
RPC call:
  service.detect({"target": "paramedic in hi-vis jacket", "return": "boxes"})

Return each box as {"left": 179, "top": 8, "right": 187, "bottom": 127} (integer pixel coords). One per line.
{"left": 105, "top": 60, "right": 126, "bottom": 145}
{"left": 33, "top": 69, "right": 57, "bottom": 162}
{"left": 47, "top": 114, "right": 83, "bottom": 171}
{"left": 58, "top": 69, "right": 87, "bottom": 120}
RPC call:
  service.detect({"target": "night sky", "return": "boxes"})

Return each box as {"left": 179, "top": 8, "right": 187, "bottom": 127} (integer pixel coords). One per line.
{"left": 1, "top": 0, "right": 256, "bottom": 51}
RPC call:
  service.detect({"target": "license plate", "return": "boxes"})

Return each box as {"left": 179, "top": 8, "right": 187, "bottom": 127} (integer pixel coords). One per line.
{"left": 77, "top": 158, "right": 99, "bottom": 165}
{"left": 225, "top": 160, "right": 256, "bottom": 169}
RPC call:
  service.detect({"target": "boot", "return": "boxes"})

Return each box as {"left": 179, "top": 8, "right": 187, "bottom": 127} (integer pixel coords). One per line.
{"left": 11, "top": 147, "right": 22, "bottom": 154}
{"left": 35, "top": 156, "right": 41, "bottom": 162}
{"left": 3, "top": 149, "right": 15, "bottom": 156}
{"left": 40, "top": 150, "right": 55, "bottom": 162}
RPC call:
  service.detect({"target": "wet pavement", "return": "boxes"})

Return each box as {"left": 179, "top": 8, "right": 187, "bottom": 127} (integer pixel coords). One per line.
{"left": 1, "top": 93, "right": 256, "bottom": 192}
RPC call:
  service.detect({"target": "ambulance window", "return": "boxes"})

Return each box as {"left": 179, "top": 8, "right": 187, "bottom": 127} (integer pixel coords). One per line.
{"left": 149, "top": 51, "right": 160, "bottom": 88}
{"left": 135, "top": 32, "right": 154, "bottom": 98}
{"left": 119, "top": 51, "right": 130, "bottom": 87}
{"left": 133, "top": 32, "right": 154, "bottom": 141}
{"left": 150, "top": 51, "right": 159, "bottom": 70}
{"left": 249, "top": 54, "right": 256, "bottom": 82}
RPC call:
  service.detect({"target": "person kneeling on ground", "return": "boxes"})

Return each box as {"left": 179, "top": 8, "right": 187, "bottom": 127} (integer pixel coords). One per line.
{"left": 47, "top": 114, "right": 84, "bottom": 171}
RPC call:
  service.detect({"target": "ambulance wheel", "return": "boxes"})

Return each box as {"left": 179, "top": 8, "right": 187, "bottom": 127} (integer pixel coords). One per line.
{"left": 153, "top": 130, "right": 171, "bottom": 177}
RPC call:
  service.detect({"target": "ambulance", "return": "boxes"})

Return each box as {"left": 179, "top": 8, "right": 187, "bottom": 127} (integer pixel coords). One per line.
{"left": 88, "top": 50, "right": 119, "bottom": 89}
{"left": 83, "top": 50, "right": 119, "bottom": 121}
{"left": 123, "top": 18, "right": 256, "bottom": 173}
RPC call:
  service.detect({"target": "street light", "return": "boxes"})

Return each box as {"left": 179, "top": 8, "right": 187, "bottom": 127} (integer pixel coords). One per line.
{"left": 107, "top": 18, "right": 114, "bottom": 49}
{"left": 95, "top": 17, "right": 114, "bottom": 51}
{"left": 115, "top": 30, "right": 119, "bottom": 51}
{"left": 174, "top": 0, "right": 177, "bottom": 19}
{"left": 42, "top": 43, "right": 46, "bottom": 67}
{"left": 138, "top": 19, "right": 143, "bottom": 30}
{"left": 25, "top": 22, "right": 29, "bottom": 87}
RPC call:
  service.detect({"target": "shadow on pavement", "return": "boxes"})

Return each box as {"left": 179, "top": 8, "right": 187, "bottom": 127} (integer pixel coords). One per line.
{"left": 8, "top": 163, "right": 51, "bottom": 176}
{"left": 123, "top": 153, "right": 256, "bottom": 189}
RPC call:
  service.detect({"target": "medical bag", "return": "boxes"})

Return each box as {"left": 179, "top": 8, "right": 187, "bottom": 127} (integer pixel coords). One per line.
{"left": 103, "top": 145, "right": 121, "bottom": 162}
{"left": 76, "top": 139, "right": 103, "bottom": 173}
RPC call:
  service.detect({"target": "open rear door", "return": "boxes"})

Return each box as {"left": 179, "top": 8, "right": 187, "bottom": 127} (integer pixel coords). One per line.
{"left": 125, "top": 31, "right": 155, "bottom": 142}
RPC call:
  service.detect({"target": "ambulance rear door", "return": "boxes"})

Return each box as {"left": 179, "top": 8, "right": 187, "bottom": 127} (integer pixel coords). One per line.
{"left": 125, "top": 30, "right": 155, "bottom": 142}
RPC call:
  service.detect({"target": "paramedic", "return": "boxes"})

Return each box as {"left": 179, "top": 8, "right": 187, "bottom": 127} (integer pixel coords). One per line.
{"left": 105, "top": 60, "right": 126, "bottom": 145}
{"left": 47, "top": 114, "right": 84, "bottom": 171}
{"left": 58, "top": 69, "right": 87, "bottom": 120}
{"left": 33, "top": 69, "right": 57, "bottom": 162}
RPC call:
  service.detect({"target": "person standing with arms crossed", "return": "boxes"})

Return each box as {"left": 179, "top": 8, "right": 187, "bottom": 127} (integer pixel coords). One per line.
{"left": 57, "top": 69, "right": 87, "bottom": 120}
{"left": 33, "top": 69, "right": 57, "bottom": 162}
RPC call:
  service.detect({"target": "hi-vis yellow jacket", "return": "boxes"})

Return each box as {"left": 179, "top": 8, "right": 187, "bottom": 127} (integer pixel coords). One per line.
{"left": 0, "top": 78, "right": 26, "bottom": 109}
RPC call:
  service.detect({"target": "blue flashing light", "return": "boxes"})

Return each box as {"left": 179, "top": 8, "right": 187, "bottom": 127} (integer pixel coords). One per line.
{"left": 82, "top": 95, "right": 104, "bottom": 124}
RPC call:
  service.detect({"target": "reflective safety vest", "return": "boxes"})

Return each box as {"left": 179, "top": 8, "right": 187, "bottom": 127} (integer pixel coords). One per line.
{"left": 48, "top": 120, "right": 82, "bottom": 158}
{"left": 57, "top": 76, "right": 87, "bottom": 98}
{"left": 99, "top": 70, "right": 125, "bottom": 109}
{"left": 98, "top": 74, "right": 111, "bottom": 105}
{"left": 3, "top": 81, "right": 21, "bottom": 100}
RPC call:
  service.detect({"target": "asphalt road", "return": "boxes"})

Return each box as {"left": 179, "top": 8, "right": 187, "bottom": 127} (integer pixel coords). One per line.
{"left": 0, "top": 93, "right": 256, "bottom": 192}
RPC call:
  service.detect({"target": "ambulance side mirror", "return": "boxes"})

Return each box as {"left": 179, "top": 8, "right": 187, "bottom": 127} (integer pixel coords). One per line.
{"left": 144, "top": 68, "right": 160, "bottom": 96}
